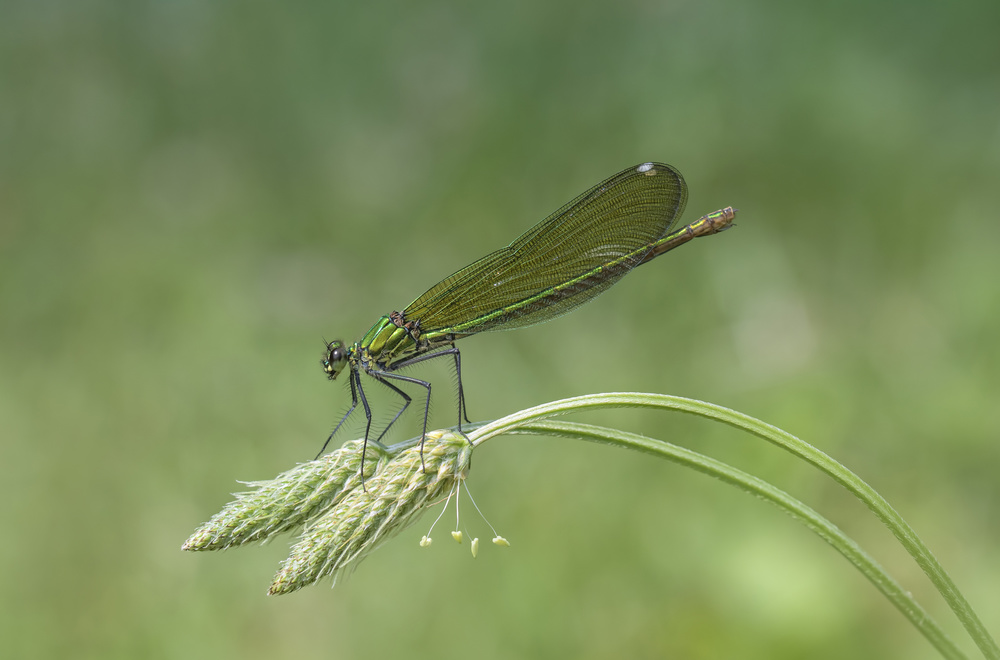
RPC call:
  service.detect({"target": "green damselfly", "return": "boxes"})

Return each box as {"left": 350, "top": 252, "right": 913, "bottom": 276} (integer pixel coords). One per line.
{"left": 319, "top": 162, "right": 735, "bottom": 468}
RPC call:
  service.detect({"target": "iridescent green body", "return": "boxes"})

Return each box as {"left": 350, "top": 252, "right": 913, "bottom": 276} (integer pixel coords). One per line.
{"left": 318, "top": 162, "right": 736, "bottom": 468}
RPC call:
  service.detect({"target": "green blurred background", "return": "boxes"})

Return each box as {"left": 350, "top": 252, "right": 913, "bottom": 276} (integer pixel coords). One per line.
{"left": 2, "top": 0, "right": 998, "bottom": 657}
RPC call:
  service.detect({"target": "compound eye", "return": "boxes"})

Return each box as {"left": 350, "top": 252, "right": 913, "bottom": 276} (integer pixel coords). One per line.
{"left": 322, "top": 340, "right": 349, "bottom": 379}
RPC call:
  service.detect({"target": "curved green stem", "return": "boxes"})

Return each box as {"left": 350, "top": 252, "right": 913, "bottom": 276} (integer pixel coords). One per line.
{"left": 502, "top": 419, "right": 964, "bottom": 660}
{"left": 468, "top": 393, "right": 997, "bottom": 660}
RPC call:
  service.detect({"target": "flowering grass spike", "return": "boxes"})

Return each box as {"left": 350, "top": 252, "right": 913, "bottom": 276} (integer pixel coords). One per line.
{"left": 268, "top": 431, "right": 472, "bottom": 594}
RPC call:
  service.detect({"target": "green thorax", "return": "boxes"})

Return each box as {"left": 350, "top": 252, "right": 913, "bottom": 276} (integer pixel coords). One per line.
{"left": 355, "top": 314, "right": 411, "bottom": 365}
{"left": 353, "top": 311, "right": 452, "bottom": 367}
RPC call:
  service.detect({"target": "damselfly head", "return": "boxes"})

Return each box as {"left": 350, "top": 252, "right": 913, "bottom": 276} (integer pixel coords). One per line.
{"left": 321, "top": 340, "right": 349, "bottom": 380}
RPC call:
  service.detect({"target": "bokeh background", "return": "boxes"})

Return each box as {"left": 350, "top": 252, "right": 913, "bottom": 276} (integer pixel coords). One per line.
{"left": 2, "top": 0, "right": 998, "bottom": 658}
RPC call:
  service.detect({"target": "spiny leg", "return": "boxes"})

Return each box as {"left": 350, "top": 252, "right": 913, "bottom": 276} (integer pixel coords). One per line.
{"left": 354, "top": 368, "right": 375, "bottom": 491}
{"left": 371, "top": 367, "right": 433, "bottom": 471}
{"left": 370, "top": 375, "right": 412, "bottom": 444}
{"left": 451, "top": 343, "right": 472, "bottom": 427}
{"left": 388, "top": 345, "right": 470, "bottom": 432}
{"left": 315, "top": 367, "right": 359, "bottom": 460}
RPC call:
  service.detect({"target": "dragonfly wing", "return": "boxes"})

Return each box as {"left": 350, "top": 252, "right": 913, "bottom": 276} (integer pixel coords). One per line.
{"left": 405, "top": 162, "right": 687, "bottom": 334}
